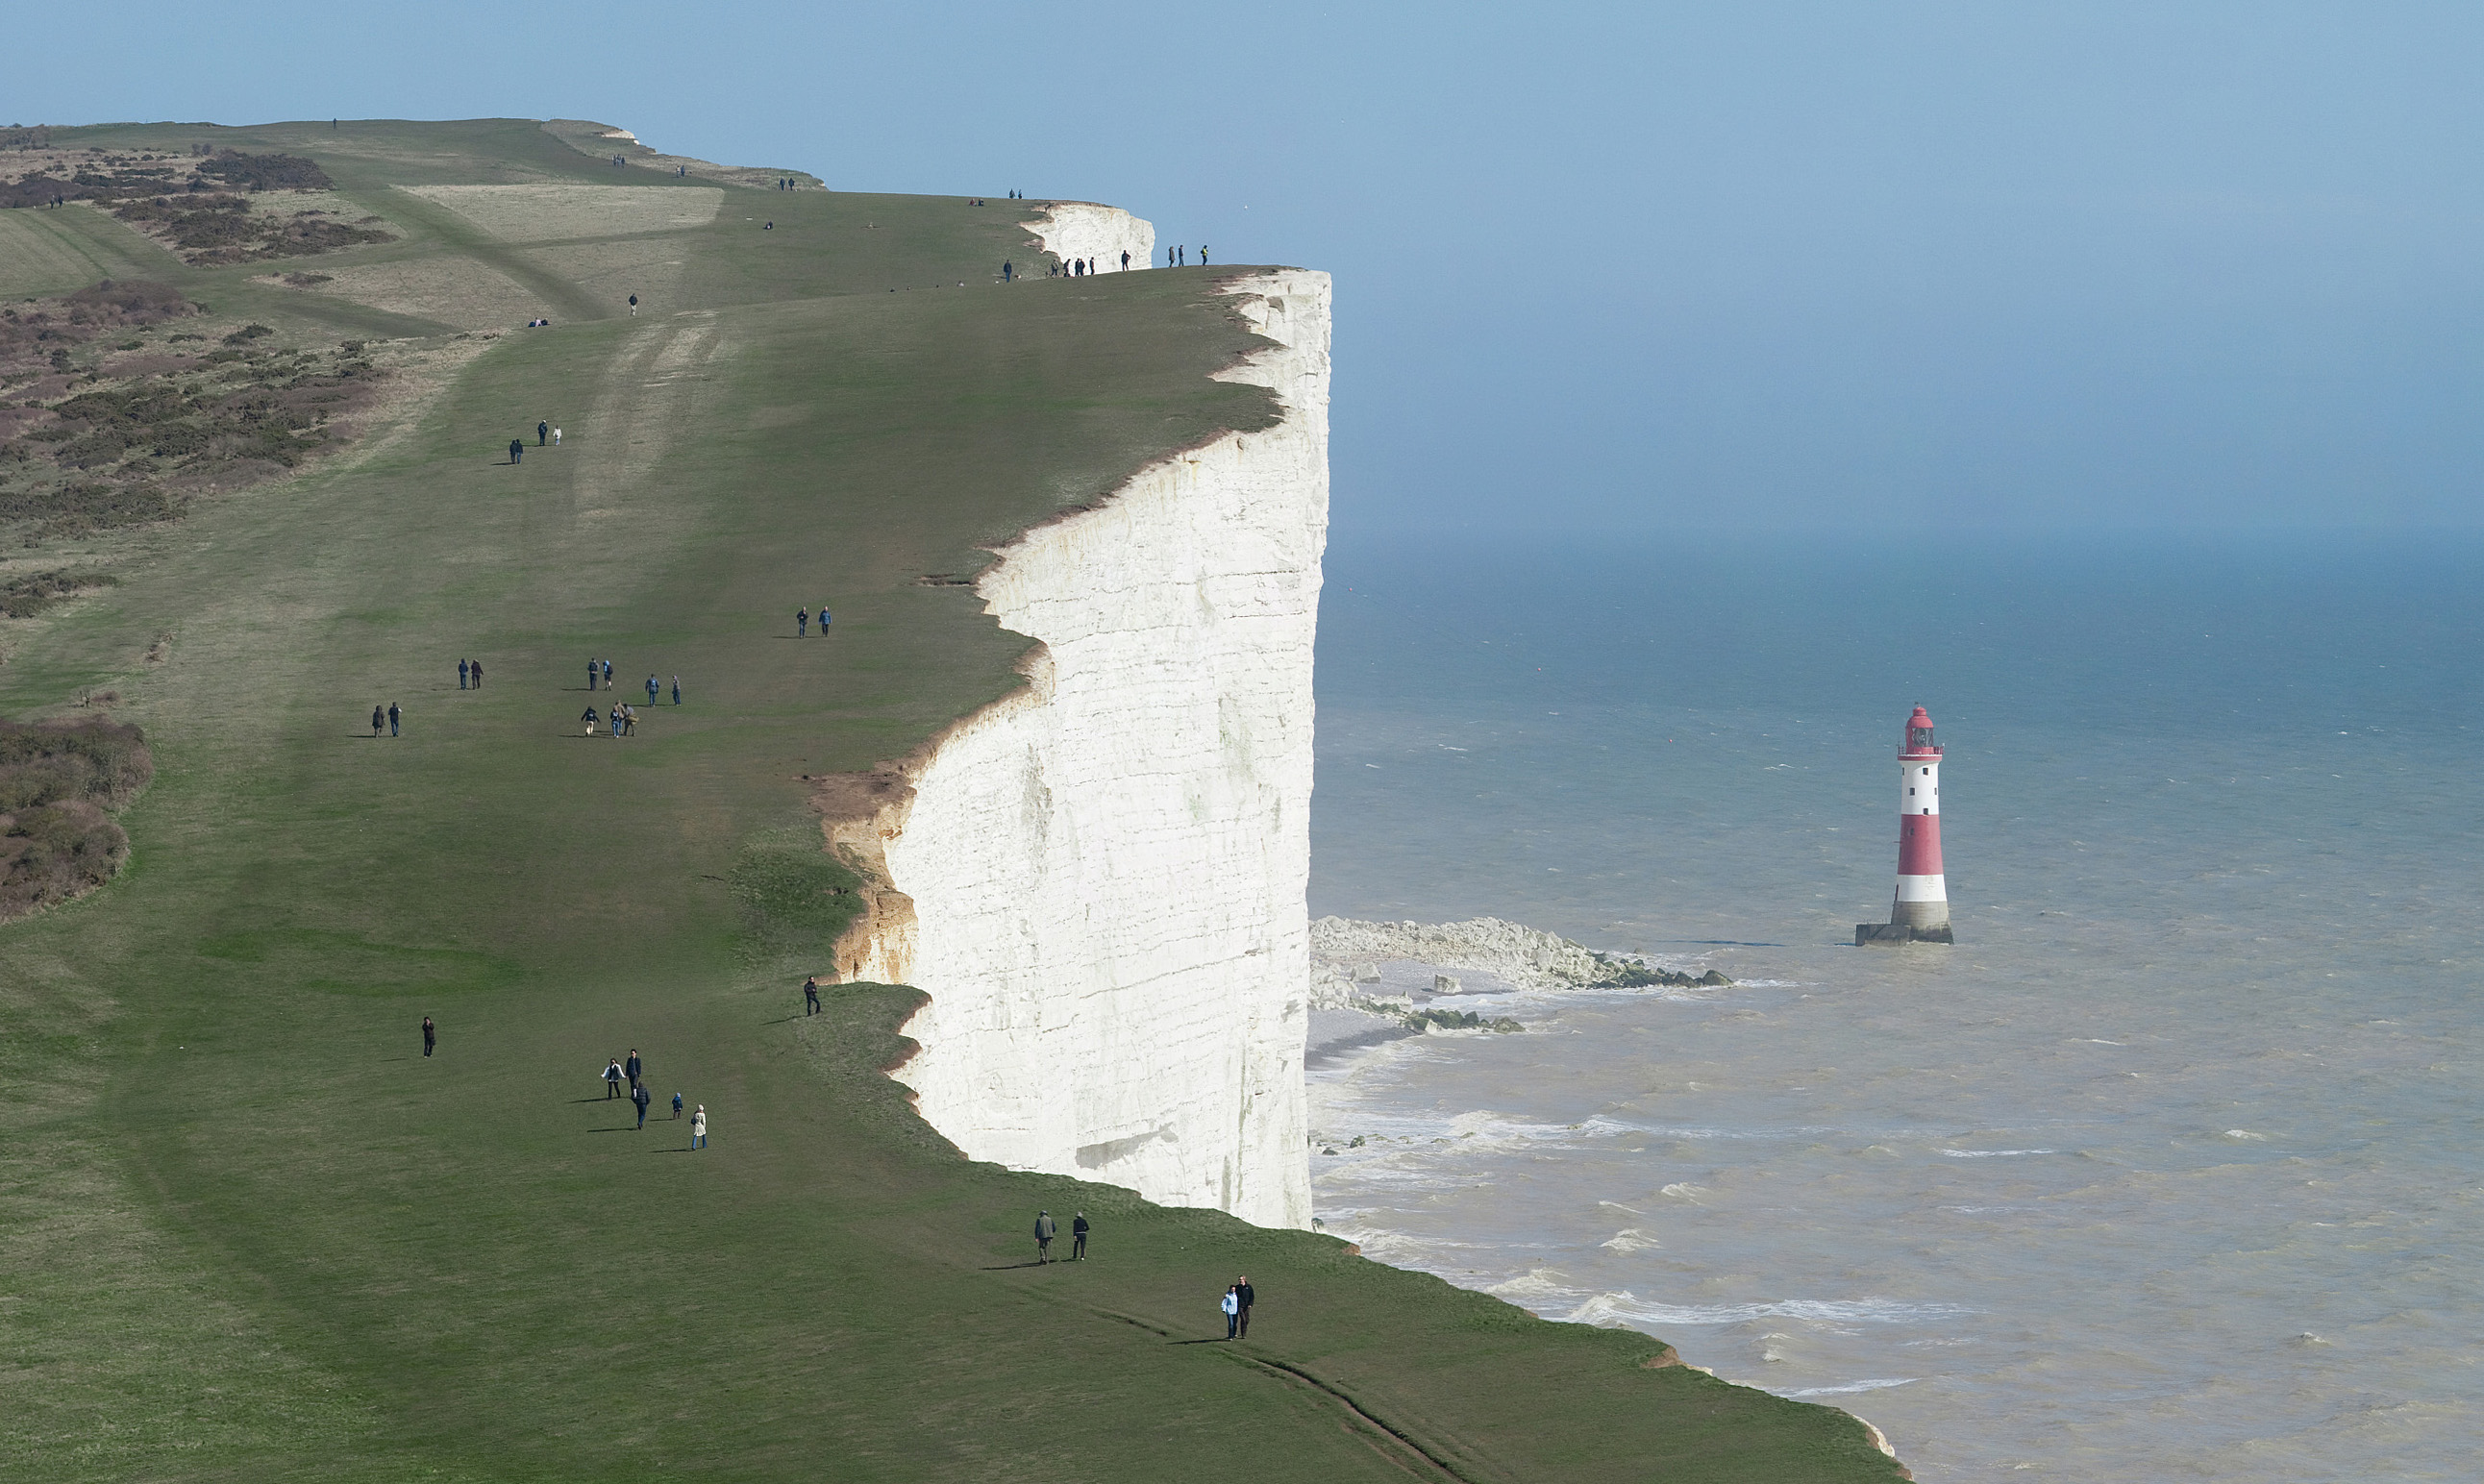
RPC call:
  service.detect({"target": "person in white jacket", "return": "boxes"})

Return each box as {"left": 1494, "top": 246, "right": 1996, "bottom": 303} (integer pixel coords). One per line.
{"left": 1220, "top": 1285, "right": 1240, "bottom": 1341}
{"left": 691, "top": 1105, "right": 708, "bottom": 1150}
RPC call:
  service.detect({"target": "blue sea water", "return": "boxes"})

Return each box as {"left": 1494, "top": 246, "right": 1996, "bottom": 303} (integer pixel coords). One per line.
{"left": 1304, "top": 530, "right": 2482, "bottom": 1481}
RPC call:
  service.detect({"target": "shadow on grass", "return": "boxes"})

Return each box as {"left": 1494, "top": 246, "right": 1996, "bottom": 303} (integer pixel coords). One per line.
{"left": 1169, "top": 1338, "right": 1230, "bottom": 1346}
{"left": 982, "top": 1261, "right": 1053, "bottom": 1271}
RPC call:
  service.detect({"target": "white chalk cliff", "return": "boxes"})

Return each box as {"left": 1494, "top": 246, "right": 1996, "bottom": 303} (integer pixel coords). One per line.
{"left": 831, "top": 267, "right": 1330, "bottom": 1230}
{"left": 1024, "top": 202, "right": 1156, "bottom": 271}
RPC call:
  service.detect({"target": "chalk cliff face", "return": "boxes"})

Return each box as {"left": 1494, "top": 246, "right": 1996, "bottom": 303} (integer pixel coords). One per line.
{"left": 1024, "top": 202, "right": 1156, "bottom": 270}
{"left": 833, "top": 269, "right": 1329, "bottom": 1229}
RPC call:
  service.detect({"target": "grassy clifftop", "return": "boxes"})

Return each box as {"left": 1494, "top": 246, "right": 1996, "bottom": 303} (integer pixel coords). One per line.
{"left": 0, "top": 119, "right": 1906, "bottom": 1481}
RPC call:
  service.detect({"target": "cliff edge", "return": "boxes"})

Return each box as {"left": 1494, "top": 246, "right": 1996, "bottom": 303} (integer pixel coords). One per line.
{"left": 832, "top": 270, "right": 1329, "bottom": 1229}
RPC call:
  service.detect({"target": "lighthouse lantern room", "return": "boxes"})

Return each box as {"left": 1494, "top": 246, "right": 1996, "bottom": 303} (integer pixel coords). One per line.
{"left": 1857, "top": 705, "right": 1955, "bottom": 946}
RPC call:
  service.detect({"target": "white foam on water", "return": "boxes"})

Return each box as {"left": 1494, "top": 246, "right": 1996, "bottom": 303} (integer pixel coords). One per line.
{"left": 1782, "top": 1377, "right": 1923, "bottom": 1398}
{"left": 1939, "top": 1149, "right": 2058, "bottom": 1158}
{"left": 1563, "top": 1292, "right": 1976, "bottom": 1329}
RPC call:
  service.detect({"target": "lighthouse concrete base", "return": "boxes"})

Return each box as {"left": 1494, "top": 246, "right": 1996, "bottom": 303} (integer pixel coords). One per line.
{"left": 1855, "top": 923, "right": 1955, "bottom": 946}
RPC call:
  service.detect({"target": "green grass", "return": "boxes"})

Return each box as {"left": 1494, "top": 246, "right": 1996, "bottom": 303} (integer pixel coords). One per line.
{"left": 0, "top": 118, "right": 1907, "bottom": 1481}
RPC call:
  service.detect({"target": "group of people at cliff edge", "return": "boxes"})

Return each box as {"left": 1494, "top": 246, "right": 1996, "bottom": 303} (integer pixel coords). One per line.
{"left": 1028, "top": 1209, "right": 1256, "bottom": 1339}
{"left": 601, "top": 1047, "right": 708, "bottom": 1146}
{"left": 996, "top": 244, "right": 1206, "bottom": 284}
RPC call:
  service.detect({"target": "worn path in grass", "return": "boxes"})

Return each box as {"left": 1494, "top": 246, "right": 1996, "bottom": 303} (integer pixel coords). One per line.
{"left": 0, "top": 119, "right": 1907, "bottom": 1482}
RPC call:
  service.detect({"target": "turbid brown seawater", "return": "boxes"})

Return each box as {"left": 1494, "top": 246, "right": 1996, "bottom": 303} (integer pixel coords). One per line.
{"left": 1308, "top": 529, "right": 2482, "bottom": 1481}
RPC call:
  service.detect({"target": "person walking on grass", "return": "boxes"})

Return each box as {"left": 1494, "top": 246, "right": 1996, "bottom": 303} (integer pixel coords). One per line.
{"left": 509, "top": 438, "right": 523, "bottom": 464}
{"left": 1073, "top": 1211, "right": 1089, "bottom": 1260}
{"left": 588, "top": 657, "right": 599, "bottom": 691}
{"left": 797, "top": 606, "right": 808, "bottom": 636}
{"left": 691, "top": 1104, "right": 707, "bottom": 1150}
{"left": 605, "top": 1058, "right": 625, "bottom": 1099}
{"left": 459, "top": 657, "right": 469, "bottom": 690}
{"left": 1235, "top": 1274, "right": 1255, "bottom": 1338}
{"left": 387, "top": 702, "right": 402, "bottom": 737}
{"left": 647, "top": 674, "right": 659, "bottom": 707}
{"left": 625, "top": 1049, "right": 643, "bottom": 1089}
{"left": 1035, "top": 1210, "right": 1056, "bottom": 1263}
{"left": 537, "top": 420, "right": 548, "bottom": 447}
{"left": 371, "top": 705, "right": 385, "bottom": 737}
{"left": 672, "top": 1091, "right": 683, "bottom": 1120}
{"left": 804, "top": 977, "right": 822, "bottom": 1015}
{"left": 583, "top": 705, "right": 599, "bottom": 736}
{"left": 602, "top": 659, "right": 613, "bottom": 690}
{"left": 1221, "top": 1285, "right": 1240, "bottom": 1340}
{"left": 671, "top": 675, "right": 681, "bottom": 705}
{"left": 469, "top": 658, "right": 483, "bottom": 688}
{"left": 422, "top": 1016, "right": 436, "bottom": 1057}
{"left": 817, "top": 606, "right": 831, "bottom": 632}
{"left": 633, "top": 1081, "right": 651, "bottom": 1128}
{"left": 553, "top": 427, "right": 561, "bottom": 446}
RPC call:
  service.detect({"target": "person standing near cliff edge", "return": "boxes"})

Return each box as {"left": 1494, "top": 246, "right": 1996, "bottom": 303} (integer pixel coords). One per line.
{"left": 1072, "top": 1212, "right": 1089, "bottom": 1260}
{"left": 1235, "top": 1274, "right": 1255, "bottom": 1338}
{"left": 1035, "top": 1210, "right": 1056, "bottom": 1263}
{"left": 804, "top": 977, "right": 822, "bottom": 1016}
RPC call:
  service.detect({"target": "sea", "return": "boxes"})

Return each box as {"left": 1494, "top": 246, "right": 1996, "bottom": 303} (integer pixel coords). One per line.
{"left": 1304, "top": 529, "right": 2480, "bottom": 1482}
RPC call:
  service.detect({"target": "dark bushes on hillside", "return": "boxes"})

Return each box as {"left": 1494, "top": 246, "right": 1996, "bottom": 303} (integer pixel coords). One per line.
{"left": 0, "top": 715, "right": 151, "bottom": 919}
{"left": 0, "top": 568, "right": 116, "bottom": 618}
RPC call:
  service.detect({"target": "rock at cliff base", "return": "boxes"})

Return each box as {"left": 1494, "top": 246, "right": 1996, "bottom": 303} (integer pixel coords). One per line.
{"left": 1433, "top": 973, "right": 1461, "bottom": 993}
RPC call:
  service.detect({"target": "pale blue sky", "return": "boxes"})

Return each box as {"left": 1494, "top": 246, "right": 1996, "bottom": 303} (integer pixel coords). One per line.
{"left": 18, "top": 3, "right": 2484, "bottom": 532}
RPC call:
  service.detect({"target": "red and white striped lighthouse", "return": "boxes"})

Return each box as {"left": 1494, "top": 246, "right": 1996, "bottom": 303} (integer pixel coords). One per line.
{"left": 1859, "top": 705, "right": 1954, "bottom": 945}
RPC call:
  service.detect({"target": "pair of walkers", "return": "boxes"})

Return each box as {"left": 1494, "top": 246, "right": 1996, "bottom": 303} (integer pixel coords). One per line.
{"left": 456, "top": 658, "right": 484, "bottom": 689}
{"left": 1220, "top": 1275, "right": 1256, "bottom": 1340}
{"left": 583, "top": 705, "right": 636, "bottom": 736}
{"left": 1033, "top": 1210, "right": 1091, "bottom": 1263}
{"left": 645, "top": 674, "right": 681, "bottom": 706}
{"left": 794, "top": 606, "right": 832, "bottom": 636}
{"left": 370, "top": 702, "right": 402, "bottom": 736}
{"left": 588, "top": 658, "right": 612, "bottom": 691}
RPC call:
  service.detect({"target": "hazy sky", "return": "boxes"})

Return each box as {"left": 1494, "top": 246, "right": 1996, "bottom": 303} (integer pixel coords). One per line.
{"left": 19, "top": 3, "right": 2484, "bottom": 532}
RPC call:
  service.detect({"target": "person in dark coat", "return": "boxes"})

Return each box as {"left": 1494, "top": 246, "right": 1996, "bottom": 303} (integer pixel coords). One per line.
{"left": 509, "top": 438, "right": 523, "bottom": 464}
{"left": 1035, "top": 1210, "right": 1056, "bottom": 1262}
{"left": 624, "top": 1049, "right": 642, "bottom": 1088}
{"left": 1072, "top": 1212, "right": 1089, "bottom": 1260}
{"left": 670, "top": 675, "right": 680, "bottom": 705}
{"left": 804, "top": 977, "right": 822, "bottom": 1016}
{"left": 1235, "top": 1275, "right": 1255, "bottom": 1338}
{"left": 537, "top": 420, "right": 549, "bottom": 447}
{"left": 633, "top": 1082, "right": 652, "bottom": 1128}
{"left": 459, "top": 657, "right": 469, "bottom": 690}
{"left": 422, "top": 1016, "right": 436, "bottom": 1057}
{"left": 1003, "top": 260, "right": 1013, "bottom": 283}
{"left": 387, "top": 702, "right": 402, "bottom": 737}
{"left": 588, "top": 657, "right": 599, "bottom": 690}
{"left": 602, "top": 659, "right": 613, "bottom": 690}
{"left": 371, "top": 705, "right": 385, "bottom": 736}
{"left": 469, "top": 659, "right": 483, "bottom": 688}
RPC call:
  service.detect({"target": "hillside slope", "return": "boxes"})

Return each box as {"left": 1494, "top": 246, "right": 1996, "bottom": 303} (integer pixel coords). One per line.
{"left": 0, "top": 117, "right": 1907, "bottom": 1482}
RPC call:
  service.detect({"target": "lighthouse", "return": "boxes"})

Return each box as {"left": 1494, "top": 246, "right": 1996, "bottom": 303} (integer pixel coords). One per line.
{"left": 1856, "top": 705, "right": 1954, "bottom": 946}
